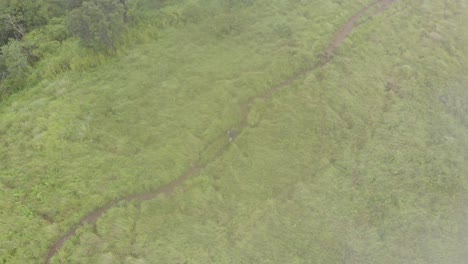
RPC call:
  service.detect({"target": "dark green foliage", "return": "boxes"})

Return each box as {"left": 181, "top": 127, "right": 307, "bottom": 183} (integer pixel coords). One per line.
{"left": 67, "top": 0, "right": 126, "bottom": 52}
{"left": 68, "top": 0, "right": 85, "bottom": 9}
{"left": 0, "top": 55, "right": 6, "bottom": 81}
{"left": 0, "top": 0, "right": 71, "bottom": 94}
{"left": 0, "top": 0, "right": 67, "bottom": 44}
{"left": 0, "top": 12, "right": 26, "bottom": 43}
{"left": 0, "top": 39, "right": 30, "bottom": 94}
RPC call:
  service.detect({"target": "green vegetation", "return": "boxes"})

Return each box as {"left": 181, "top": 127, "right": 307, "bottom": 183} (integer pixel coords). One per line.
{"left": 67, "top": 0, "right": 126, "bottom": 52}
{"left": 0, "top": 0, "right": 467, "bottom": 263}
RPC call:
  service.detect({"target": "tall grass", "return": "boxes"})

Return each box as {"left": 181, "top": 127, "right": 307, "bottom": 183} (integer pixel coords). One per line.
{"left": 50, "top": 0, "right": 468, "bottom": 263}
{"left": 0, "top": 0, "right": 377, "bottom": 263}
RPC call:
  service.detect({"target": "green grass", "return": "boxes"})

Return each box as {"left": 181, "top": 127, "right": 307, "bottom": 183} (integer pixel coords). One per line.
{"left": 1, "top": 0, "right": 467, "bottom": 263}
{"left": 0, "top": 0, "right": 378, "bottom": 262}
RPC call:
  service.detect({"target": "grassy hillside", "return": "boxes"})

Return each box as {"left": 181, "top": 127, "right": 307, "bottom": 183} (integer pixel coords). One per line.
{"left": 1, "top": 0, "right": 373, "bottom": 262}
{"left": 1, "top": 0, "right": 467, "bottom": 263}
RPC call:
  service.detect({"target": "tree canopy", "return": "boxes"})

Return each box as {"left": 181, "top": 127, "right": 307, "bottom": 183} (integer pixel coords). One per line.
{"left": 67, "top": 0, "right": 126, "bottom": 52}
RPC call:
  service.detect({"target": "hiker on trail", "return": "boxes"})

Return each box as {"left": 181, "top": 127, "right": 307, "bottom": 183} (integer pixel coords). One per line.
{"left": 227, "top": 129, "right": 236, "bottom": 143}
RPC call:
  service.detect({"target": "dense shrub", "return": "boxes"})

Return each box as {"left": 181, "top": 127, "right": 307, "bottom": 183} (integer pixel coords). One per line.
{"left": 0, "top": 39, "right": 31, "bottom": 94}
{"left": 67, "top": 0, "right": 126, "bottom": 53}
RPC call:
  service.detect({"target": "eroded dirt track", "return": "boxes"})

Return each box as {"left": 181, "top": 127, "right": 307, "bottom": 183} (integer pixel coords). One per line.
{"left": 44, "top": 1, "right": 398, "bottom": 262}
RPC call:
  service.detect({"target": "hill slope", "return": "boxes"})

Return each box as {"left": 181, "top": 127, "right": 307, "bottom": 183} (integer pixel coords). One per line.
{"left": 0, "top": 0, "right": 467, "bottom": 263}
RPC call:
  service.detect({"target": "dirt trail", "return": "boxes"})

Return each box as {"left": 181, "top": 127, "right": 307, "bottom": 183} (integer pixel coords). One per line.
{"left": 44, "top": 1, "right": 398, "bottom": 263}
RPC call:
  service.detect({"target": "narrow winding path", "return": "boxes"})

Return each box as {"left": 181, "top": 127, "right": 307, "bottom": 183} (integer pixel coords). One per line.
{"left": 45, "top": 1, "right": 398, "bottom": 262}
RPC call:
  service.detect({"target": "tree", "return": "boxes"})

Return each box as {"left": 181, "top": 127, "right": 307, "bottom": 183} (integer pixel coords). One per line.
{"left": 0, "top": 39, "right": 31, "bottom": 94}
{"left": 0, "top": 0, "right": 68, "bottom": 45}
{"left": 67, "top": 0, "right": 125, "bottom": 52}
{"left": 120, "top": 0, "right": 128, "bottom": 23}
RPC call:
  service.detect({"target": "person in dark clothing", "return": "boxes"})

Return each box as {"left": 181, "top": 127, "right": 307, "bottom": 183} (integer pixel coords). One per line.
{"left": 227, "top": 129, "right": 236, "bottom": 142}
